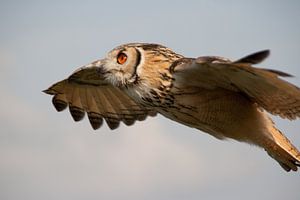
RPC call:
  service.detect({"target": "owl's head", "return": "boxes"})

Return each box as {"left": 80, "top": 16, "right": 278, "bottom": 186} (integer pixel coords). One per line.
{"left": 69, "top": 43, "right": 183, "bottom": 88}
{"left": 100, "top": 43, "right": 143, "bottom": 86}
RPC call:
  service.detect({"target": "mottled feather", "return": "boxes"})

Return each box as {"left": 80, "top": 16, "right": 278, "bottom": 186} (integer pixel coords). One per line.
{"left": 44, "top": 67, "right": 156, "bottom": 130}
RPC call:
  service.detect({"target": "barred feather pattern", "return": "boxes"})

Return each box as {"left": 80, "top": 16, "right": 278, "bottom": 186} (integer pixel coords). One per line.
{"left": 44, "top": 80, "right": 156, "bottom": 130}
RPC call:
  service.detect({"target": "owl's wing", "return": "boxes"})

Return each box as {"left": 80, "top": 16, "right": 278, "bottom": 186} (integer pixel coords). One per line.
{"left": 44, "top": 66, "right": 156, "bottom": 130}
{"left": 171, "top": 50, "right": 300, "bottom": 120}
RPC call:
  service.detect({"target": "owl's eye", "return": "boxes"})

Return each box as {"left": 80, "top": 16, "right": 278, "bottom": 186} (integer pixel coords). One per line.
{"left": 117, "top": 52, "right": 127, "bottom": 65}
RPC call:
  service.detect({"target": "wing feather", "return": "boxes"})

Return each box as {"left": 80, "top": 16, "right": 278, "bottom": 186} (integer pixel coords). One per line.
{"left": 69, "top": 86, "right": 85, "bottom": 121}
{"left": 104, "top": 87, "right": 135, "bottom": 125}
{"left": 172, "top": 51, "right": 300, "bottom": 119}
{"left": 234, "top": 49, "right": 270, "bottom": 64}
{"left": 52, "top": 93, "right": 68, "bottom": 112}
{"left": 85, "top": 87, "right": 104, "bottom": 129}
{"left": 44, "top": 66, "right": 156, "bottom": 130}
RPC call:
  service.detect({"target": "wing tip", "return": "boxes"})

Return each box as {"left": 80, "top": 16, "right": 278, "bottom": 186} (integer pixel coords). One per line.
{"left": 87, "top": 112, "right": 103, "bottom": 130}
{"left": 69, "top": 106, "right": 85, "bottom": 121}
{"left": 235, "top": 49, "right": 270, "bottom": 65}
{"left": 43, "top": 88, "right": 55, "bottom": 95}
{"left": 122, "top": 118, "right": 135, "bottom": 126}
{"left": 52, "top": 98, "right": 68, "bottom": 112}
{"left": 105, "top": 118, "right": 121, "bottom": 130}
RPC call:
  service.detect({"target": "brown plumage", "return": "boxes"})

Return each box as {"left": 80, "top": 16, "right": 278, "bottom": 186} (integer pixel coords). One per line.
{"left": 44, "top": 43, "right": 300, "bottom": 172}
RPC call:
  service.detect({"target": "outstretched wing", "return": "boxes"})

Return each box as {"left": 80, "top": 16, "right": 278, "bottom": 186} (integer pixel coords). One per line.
{"left": 44, "top": 66, "right": 156, "bottom": 130}
{"left": 171, "top": 50, "right": 300, "bottom": 120}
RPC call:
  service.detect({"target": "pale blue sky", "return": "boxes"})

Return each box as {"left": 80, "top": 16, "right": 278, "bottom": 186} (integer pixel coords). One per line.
{"left": 1, "top": 1, "right": 300, "bottom": 200}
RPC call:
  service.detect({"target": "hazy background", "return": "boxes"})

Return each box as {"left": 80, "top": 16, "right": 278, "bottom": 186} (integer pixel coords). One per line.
{"left": 1, "top": 0, "right": 300, "bottom": 200}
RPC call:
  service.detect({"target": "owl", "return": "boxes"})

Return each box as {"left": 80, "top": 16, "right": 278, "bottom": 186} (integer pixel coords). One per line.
{"left": 44, "top": 43, "right": 300, "bottom": 172}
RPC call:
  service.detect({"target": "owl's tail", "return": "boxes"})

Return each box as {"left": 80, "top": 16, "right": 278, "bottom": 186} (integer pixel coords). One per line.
{"left": 263, "top": 124, "right": 300, "bottom": 172}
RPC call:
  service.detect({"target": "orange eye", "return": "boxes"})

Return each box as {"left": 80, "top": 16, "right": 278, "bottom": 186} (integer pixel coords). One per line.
{"left": 117, "top": 52, "right": 127, "bottom": 65}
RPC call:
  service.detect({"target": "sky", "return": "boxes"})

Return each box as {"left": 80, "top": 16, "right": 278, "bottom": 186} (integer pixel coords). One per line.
{"left": 0, "top": 0, "right": 300, "bottom": 200}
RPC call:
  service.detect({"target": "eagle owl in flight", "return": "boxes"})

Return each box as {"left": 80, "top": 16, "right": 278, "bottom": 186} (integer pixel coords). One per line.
{"left": 44, "top": 43, "right": 300, "bottom": 172}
